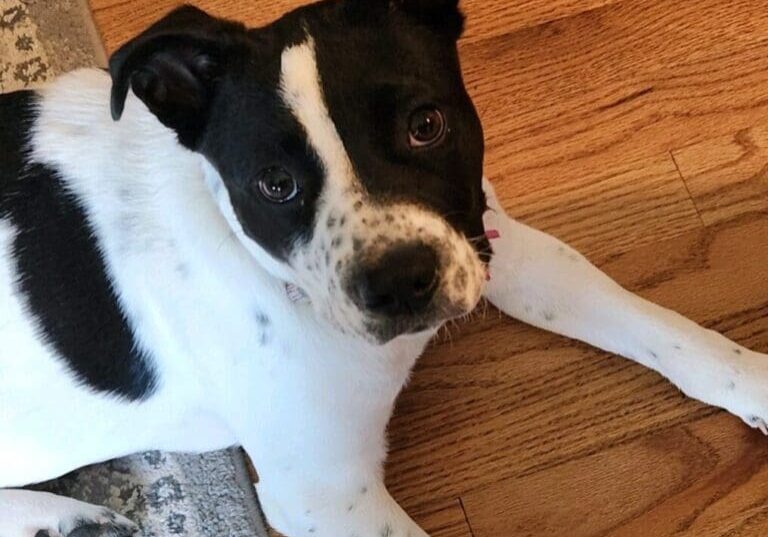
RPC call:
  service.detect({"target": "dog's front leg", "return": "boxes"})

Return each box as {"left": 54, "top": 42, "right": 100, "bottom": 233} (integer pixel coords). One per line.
{"left": 482, "top": 178, "right": 768, "bottom": 433}
{"left": 235, "top": 360, "right": 429, "bottom": 537}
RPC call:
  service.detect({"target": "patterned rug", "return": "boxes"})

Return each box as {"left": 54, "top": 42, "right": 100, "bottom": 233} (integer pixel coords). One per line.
{"left": 2, "top": 1, "right": 269, "bottom": 535}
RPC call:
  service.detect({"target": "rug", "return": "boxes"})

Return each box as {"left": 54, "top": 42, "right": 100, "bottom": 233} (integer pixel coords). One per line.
{"left": 2, "top": 1, "right": 270, "bottom": 535}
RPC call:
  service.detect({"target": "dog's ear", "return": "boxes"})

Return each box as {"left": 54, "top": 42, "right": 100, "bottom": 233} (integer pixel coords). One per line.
{"left": 109, "top": 5, "right": 247, "bottom": 148}
{"left": 392, "top": 0, "right": 465, "bottom": 40}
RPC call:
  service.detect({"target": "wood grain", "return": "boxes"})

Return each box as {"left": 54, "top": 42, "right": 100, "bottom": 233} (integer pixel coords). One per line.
{"left": 88, "top": 0, "right": 625, "bottom": 51}
{"left": 673, "top": 124, "right": 768, "bottom": 226}
{"left": 87, "top": 1, "right": 768, "bottom": 535}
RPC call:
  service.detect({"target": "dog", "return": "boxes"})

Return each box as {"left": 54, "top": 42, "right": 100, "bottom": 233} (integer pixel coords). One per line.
{"left": 1, "top": 1, "right": 767, "bottom": 536}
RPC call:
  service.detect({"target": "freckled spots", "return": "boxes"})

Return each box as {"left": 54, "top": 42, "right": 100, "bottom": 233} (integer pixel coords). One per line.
{"left": 353, "top": 201, "right": 363, "bottom": 211}
{"left": 385, "top": 214, "right": 395, "bottom": 223}
{"left": 542, "top": 311, "right": 555, "bottom": 322}
{"left": 648, "top": 350, "right": 658, "bottom": 360}
{"left": 332, "top": 237, "right": 342, "bottom": 249}
{"left": 347, "top": 504, "right": 355, "bottom": 512}
{"left": 381, "top": 523, "right": 394, "bottom": 537}
{"left": 336, "top": 260, "right": 343, "bottom": 272}
{"left": 370, "top": 219, "right": 380, "bottom": 227}
{"left": 734, "top": 348, "right": 743, "bottom": 355}
{"left": 558, "top": 246, "right": 565, "bottom": 253}
{"left": 360, "top": 486, "right": 368, "bottom": 495}
{"left": 727, "top": 381, "right": 736, "bottom": 390}
{"left": 353, "top": 238, "right": 363, "bottom": 252}
{"left": 339, "top": 216, "right": 347, "bottom": 227}
{"left": 308, "top": 527, "right": 316, "bottom": 534}
{"left": 325, "top": 251, "right": 331, "bottom": 266}
{"left": 327, "top": 215, "right": 337, "bottom": 228}
{"left": 305, "top": 510, "right": 311, "bottom": 516}
{"left": 674, "top": 344, "right": 682, "bottom": 350}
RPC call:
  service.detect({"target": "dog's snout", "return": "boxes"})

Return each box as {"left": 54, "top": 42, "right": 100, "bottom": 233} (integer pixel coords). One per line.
{"left": 354, "top": 243, "right": 439, "bottom": 317}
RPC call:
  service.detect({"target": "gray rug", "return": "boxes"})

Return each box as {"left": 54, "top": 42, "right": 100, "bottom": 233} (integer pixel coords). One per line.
{"left": 2, "top": 1, "right": 269, "bottom": 535}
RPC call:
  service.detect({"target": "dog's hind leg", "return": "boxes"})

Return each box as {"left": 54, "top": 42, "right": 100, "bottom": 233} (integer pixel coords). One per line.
{"left": 482, "top": 178, "right": 768, "bottom": 433}
{"left": 0, "top": 490, "right": 138, "bottom": 537}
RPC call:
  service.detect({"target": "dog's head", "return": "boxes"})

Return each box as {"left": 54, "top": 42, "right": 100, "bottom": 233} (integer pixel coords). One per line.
{"left": 110, "top": 0, "right": 489, "bottom": 344}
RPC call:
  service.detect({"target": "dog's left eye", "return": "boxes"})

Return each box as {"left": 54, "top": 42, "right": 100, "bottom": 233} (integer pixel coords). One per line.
{"left": 255, "top": 167, "right": 299, "bottom": 204}
{"left": 408, "top": 106, "right": 447, "bottom": 148}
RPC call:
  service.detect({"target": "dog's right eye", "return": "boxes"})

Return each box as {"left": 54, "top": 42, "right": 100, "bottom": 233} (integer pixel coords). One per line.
{"left": 255, "top": 167, "right": 300, "bottom": 204}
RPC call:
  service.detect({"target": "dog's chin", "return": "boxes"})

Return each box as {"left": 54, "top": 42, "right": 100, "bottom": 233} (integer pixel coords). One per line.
{"left": 361, "top": 301, "right": 480, "bottom": 345}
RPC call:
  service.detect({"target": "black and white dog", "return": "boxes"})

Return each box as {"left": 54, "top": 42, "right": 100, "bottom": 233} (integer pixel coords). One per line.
{"left": 2, "top": 1, "right": 767, "bottom": 536}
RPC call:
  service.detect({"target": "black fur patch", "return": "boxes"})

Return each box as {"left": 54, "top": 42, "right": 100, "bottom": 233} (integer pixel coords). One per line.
{"left": 0, "top": 91, "right": 158, "bottom": 401}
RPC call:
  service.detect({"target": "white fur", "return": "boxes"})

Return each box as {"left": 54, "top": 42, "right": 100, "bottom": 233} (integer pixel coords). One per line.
{"left": 2, "top": 68, "right": 768, "bottom": 537}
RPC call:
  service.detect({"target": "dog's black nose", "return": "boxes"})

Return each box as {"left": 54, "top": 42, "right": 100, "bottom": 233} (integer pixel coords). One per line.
{"left": 355, "top": 243, "right": 440, "bottom": 317}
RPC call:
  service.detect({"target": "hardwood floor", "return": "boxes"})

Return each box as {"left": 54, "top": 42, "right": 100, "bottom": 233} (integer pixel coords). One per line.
{"left": 87, "top": 1, "right": 768, "bottom": 535}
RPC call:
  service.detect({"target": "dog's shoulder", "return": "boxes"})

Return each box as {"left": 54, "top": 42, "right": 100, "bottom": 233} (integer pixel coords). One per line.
{"left": 0, "top": 74, "right": 160, "bottom": 402}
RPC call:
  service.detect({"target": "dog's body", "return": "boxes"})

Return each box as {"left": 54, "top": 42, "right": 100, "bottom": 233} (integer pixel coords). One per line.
{"left": 2, "top": 2, "right": 768, "bottom": 536}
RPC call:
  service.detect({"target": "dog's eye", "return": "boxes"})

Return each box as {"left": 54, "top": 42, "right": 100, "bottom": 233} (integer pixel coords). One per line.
{"left": 256, "top": 167, "right": 299, "bottom": 204}
{"left": 408, "top": 107, "right": 447, "bottom": 148}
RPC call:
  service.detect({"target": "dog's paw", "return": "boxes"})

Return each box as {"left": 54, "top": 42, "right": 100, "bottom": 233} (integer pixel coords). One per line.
{"left": 59, "top": 510, "right": 139, "bottom": 537}
{"left": 32, "top": 505, "right": 138, "bottom": 537}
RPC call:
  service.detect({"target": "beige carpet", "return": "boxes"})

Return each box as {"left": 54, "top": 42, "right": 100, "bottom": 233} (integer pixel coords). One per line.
{"left": 0, "top": 0, "right": 105, "bottom": 92}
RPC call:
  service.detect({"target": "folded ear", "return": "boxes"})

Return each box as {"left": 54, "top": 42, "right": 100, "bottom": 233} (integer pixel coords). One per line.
{"left": 109, "top": 5, "right": 247, "bottom": 148}
{"left": 393, "top": 0, "right": 464, "bottom": 40}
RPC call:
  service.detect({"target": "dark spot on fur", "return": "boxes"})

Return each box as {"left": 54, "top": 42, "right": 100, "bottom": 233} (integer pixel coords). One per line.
{"left": 674, "top": 344, "right": 682, "bottom": 350}
{"left": 543, "top": 311, "right": 555, "bottom": 322}
{"left": 370, "top": 219, "right": 380, "bottom": 227}
{"left": 347, "top": 503, "right": 355, "bottom": 512}
{"left": 339, "top": 216, "right": 347, "bottom": 227}
{"left": 327, "top": 215, "right": 337, "bottom": 228}
{"left": 254, "top": 311, "right": 271, "bottom": 327}
{"left": 361, "top": 486, "right": 368, "bottom": 495}
{"left": 727, "top": 381, "right": 736, "bottom": 390}
{"left": 336, "top": 260, "right": 343, "bottom": 272}
{"left": 354, "top": 201, "right": 363, "bottom": 211}
{"left": 309, "top": 527, "right": 316, "bottom": 534}
{"left": 648, "top": 350, "right": 658, "bottom": 360}
{"left": 381, "top": 523, "right": 394, "bottom": 537}
{"left": 353, "top": 238, "right": 363, "bottom": 252}
{"left": 332, "top": 237, "right": 342, "bottom": 249}
{"left": 325, "top": 251, "right": 331, "bottom": 266}
{"left": 734, "top": 348, "right": 743, "bottom": 355}
{"left": 385, "top": 214, "right": 395, "bottom": 223}
{"left": 175, "top": 263, "right": 190, "bottom": 278}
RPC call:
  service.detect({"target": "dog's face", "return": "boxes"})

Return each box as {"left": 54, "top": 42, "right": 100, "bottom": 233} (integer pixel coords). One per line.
{"left": 110, "top": 0, "right": 489, "bottom": 344}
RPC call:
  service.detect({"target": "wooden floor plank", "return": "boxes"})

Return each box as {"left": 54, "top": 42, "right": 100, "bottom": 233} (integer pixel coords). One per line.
{"left": 89, "top": 0, "right": 623, "bottom": 51}
{"left": 490, "top": 151, "right": 701, "bottom": 262}
{"left": 672, "top": 124, "right": 768, "bottom": 226}
{"left": 462, "top": 414, "right": 768, "bottom": 537}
